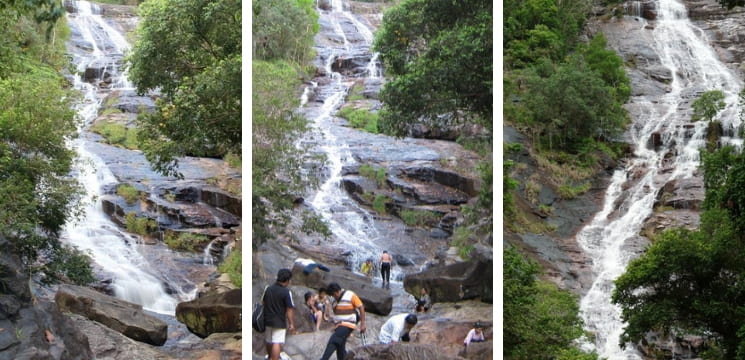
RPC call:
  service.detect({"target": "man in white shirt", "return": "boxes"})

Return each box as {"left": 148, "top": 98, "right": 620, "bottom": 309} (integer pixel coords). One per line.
{"left": 378, "top": 313, "right": 418, "bottom": 344}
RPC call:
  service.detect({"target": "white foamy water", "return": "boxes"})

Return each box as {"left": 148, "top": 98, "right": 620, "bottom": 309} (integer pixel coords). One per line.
{"left": 578, "top": 0, "right": 742, "bottom": 357}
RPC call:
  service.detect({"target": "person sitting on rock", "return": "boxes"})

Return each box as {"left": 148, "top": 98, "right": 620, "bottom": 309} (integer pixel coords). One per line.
{"left": 415, "top": 287, "right": 431, "bottom": 313}
{"left": 378, "top": 313, "right": 418, "bottom": 344}
{"left": 463, "top": 321, "right": 486, "bottom": 348}
{"left": 359, "top": 259, "right": 373, "bottom": 277}
{"left": 318, "top": 287, "right": 333, "bottom": 321}
{"left": 304, "top": 291, "right": 323, "bottom": 332}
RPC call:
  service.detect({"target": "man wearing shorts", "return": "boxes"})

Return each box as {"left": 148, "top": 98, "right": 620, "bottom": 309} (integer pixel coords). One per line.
{"left": 264, "top": 268, "right": 296, "bottom": 360}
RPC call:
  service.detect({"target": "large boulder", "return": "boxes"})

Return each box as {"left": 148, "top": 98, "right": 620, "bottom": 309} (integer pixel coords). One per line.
{"left": 290, "top": 261, "right": 393, "bottom": 316}
{"left": 55, "top": 285, "right": 167, "bottom": 346}
{"left": 0, "top": 236, "right": 93, "bottom": 360}
{"left": 65, "top": 313, "right": 172, "bottom": 360}
{"left": 346, "top": 343, "right": 459, "bottom": 360}
{"left": 175, "top": 289, "right": 241, "bottom": 338}
{"left": 403, "top": 260, "right": 492, "bottom": 303}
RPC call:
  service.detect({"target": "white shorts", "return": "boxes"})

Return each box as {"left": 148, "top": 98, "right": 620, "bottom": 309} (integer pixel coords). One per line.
{"left": 265, "top": 326, "right": 287, "bottom": 344}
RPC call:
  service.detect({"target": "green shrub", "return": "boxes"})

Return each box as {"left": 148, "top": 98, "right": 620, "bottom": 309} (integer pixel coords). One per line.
{"left": 90, "top": 121, "right": 139, "bottom": 150}
{"left": 163, "top": 231, "right": 211, "bottom": 252}
{"left": 372, "top": 194, "right": 388, "bottom": 214}
{"left": 359, "top": 164, "right": 386, "bottom": 186}
{"left": 125, "top": 212, "right": 157, "bottom": 236}
{"left": 338, "top": 107, "right": 378, "bottom": 133}
{"left": 558, "top": 182, "right": 591, "bottom": 199}
{"left": 218, "top": 249, "right": 242, "bottom": 288}
{"left": 347, "top": 82, "right": 365, "bottom": 101}
{"left": 116, "top": 184, "right": 140, "bottom": 205}
{"left": 399, "top": 209, "right": 440, "bottom": 227}
{"left": 224, "top": 152, "right": 241, "bottom": 170}
{"left": 301, "top": 211, "right": 331, "bottom": 238}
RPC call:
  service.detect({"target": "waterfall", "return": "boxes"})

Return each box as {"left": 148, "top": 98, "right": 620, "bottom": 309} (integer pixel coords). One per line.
{"left": 301, "top": 0, "right": 402, "bottom": 282}
{"left": 62, "top": 0, "right": 188, "bottom": 315}
{"left": 578, "top": 0, "right": 742, "bottom": 357}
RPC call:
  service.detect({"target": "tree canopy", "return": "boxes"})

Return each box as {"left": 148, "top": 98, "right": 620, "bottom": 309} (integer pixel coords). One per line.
{"left": 692, "top": 90, "right": 726, "bottom": 123}
{"left": 613, "top": 146, "right": 745, "bottom": 359}
{"left": 504, "top": 247, "right": 598, "bottom": 360}
{"left": 373, "top": 0, "right": 492, "bottom": 137}
{"left": 127, "top": 0, "right": 241, "bottom": 177}
{"left": 251, "top": 0, "right": 324, "bottom": 244}
{"left": 0, "top": 3, "right": 93, "bottom": 285}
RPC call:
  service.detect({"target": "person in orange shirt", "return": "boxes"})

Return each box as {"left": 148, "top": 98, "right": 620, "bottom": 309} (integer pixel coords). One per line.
{"left": 320, "top": 282, "right": 366, "bottom": 360}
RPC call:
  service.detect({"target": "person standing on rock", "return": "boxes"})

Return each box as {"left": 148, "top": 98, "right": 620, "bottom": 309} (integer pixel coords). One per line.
{"left": 378, "top": 313, "right": 418, "bottom": 344}
{"left": 380, "top": 250, "right": 392, "bottom": 287}
{"left": 264, "top": 268, "right": 296, "bottom": 360}
{"left": 320, "top": 282, "right": 366, "bottom": 360}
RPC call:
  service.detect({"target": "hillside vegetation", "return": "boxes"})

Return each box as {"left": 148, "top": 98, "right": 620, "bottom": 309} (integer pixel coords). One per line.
{"left": 503, "top": 0, "right": 631, "bottom": 358}
{"left": 0, "top": 1, "right": 94, "bottom": 284}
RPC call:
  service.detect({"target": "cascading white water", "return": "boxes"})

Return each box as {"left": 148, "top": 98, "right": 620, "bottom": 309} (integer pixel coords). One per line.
{"left": 578, "top": 0, "right": 742, "bottom": 357}
{"left": 304, "top": 0, "right": 399, "bottom": 281}
{"left": 62, "top": 0, "right": 187, "bottom": 315}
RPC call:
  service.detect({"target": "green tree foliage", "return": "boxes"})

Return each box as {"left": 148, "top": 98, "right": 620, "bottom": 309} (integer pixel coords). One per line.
{"left": 127, "top": 0, "right": 240, "bottom": 177}
{"left": 613, "top": 146, "right": 745, "bottom": 359}
{"left": 504, "top": 0, "right": 589, "bottom": 68}
{"left": 251, "top": 0, "right": 326, "bottom": 245}
{"left": 523, "top": 54, "right": 627, "bottom": 152}
{"left": 692, "top": 90, "right": 726, "bottom": 123}
{"left": 252, "top": 60, "right": 310, "bottom": 243}
{"left": 0, "top": 4, "right": 93, "bottom": 284}
{"left": 504, "top": 247, "right": 597, "bottom": 360}
{"left": 374, "top": 0, "right": 492, "bottom": 137}
{"left": 252, "top": 0, "right": 318, "bottom": 63}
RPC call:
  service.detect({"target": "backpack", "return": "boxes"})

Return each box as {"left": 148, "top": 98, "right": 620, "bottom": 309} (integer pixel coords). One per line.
{"left": 252, "top": 286, "right": 268, "bottom": 332}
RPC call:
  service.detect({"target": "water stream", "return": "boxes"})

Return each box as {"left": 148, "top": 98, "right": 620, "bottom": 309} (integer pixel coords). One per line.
{"left": 306, "top": 0, "right": 390, "bottom": 278}
{"left": 61, "top": 0, "right": 201, "bottom": 316}
{"left": 296, "top": 1, "right": 437, "bottom": 314}
{"left": 578, "top": 0, "right": 742, "bottom": 357}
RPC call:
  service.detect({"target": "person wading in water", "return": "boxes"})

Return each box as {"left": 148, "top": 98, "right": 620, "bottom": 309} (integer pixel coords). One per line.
{"left": 380, "top": 250, "right": 392, "bottom": 288}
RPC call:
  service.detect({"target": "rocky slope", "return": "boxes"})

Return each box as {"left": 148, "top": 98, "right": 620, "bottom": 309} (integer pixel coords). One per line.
{"left": 506, "top": 0, "right": 745, "bottom": 358}
{"left": 252, "top": 0, "right": 492, "bottom": 359}
{"left": 0, "top": 3, "right": 242, "bottom": 359}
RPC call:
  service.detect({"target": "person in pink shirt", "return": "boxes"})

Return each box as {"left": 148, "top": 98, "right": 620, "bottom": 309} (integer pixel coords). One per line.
{"left": 463, "top": 321, "right": 486, "bottom": 347}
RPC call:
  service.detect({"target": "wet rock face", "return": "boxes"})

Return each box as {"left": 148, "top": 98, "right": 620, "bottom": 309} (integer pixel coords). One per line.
{"left": 175, "top": 289, "right": 241, "bottom": 338}
{"left": 0, "top": 238, "right": 93, "bottom": 360}
{"left": 55, "top": 285, "right": 168, "bottom": 346}
{"left": 403, "top": 259, "right": 492, "bottom": 303}
{"left": 347, "top": 343, "right": 460, "bottom": 360}
{"left": 66, "top": 313, "right": 173, "bottom": 360}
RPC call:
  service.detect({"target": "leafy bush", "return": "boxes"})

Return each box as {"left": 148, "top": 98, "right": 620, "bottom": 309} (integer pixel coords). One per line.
{"left": 399, "top": 209, "right": 440, "bottom": 227}
{"left": 90, "top": 121, "right": 139, "bottom": 150}
{"left": 224, "top": 152, "right": 241, "bottom": 170}
{"left": 338, "top": 107, "right": 379, "bottom": 133}
{"left": 359, "top": 164, "right": 386, "bottom": 186}
{"left": 218, "top": 249, "right": 241, "bottom": 287}
{"left": 504, "top": 247, "right": 596, "bottom": 359}
{"left": 557, "top": 182, "right": 591, "bottom": 199}
{"left": 124, "top": 213, "right": 157, "bottom": 236}
{"left": 40, "top": 246, "right": 95, "bottom": 285}
{"left": 372, "top": 194, "right": 388, "bottom": 214}
{"left": 116, "top": 184, "right": 140, "bottom": 205}
{"left": 163, "top": 231, "right": 211, "bottom": 252}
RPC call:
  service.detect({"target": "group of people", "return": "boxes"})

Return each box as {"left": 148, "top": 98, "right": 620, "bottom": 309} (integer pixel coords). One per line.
{"left": 359, "top": 250, "right": 393, "bottom": 288}
{"left": 261, "top": 267, "right": 487, "bottom": 360}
